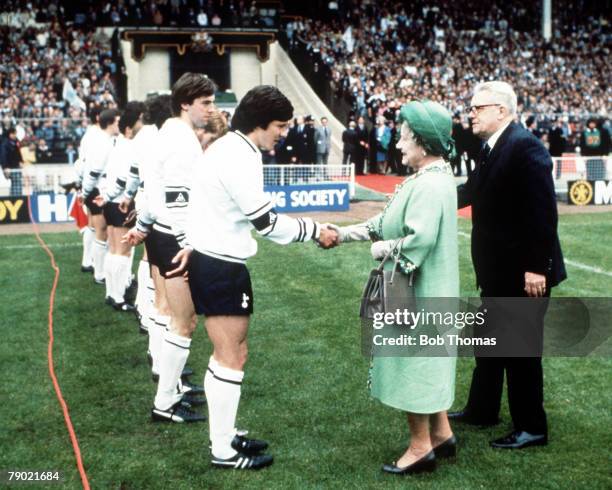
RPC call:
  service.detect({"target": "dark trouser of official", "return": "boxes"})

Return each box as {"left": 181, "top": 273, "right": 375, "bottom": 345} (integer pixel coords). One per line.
{"left": 463, "top": 287, "right": 549, "bottom": 436}
{"left": 353, "top": 151, "right": 366, "bottom": 175}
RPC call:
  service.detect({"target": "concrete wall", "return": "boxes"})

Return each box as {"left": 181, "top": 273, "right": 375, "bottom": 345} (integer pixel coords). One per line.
{"left": 229, "top": 48, "right": 263, "bottom": 99}
{"left": 121, "top": 41, "right": 171, "bottom": 100}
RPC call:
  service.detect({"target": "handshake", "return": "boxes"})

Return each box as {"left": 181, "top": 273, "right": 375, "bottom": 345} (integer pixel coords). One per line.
{"left": 315, "top": 222, "right": 395, "bottom": 261}
{"left": 317, "top": 223, "right": 342, "bottom": 249}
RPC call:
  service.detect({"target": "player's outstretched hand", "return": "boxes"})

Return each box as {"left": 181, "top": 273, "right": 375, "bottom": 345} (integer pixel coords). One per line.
{"left": 318, "top": 226, "right": 339, "bottom": 249}
{"left": 166, "top": 247, "right": 192, "bottom": 279}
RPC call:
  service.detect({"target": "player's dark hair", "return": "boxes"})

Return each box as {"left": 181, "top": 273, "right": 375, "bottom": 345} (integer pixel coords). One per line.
{"left": 171, "top": 72, "right": 217, "bottom": 116}
{"left": 99, "top": 108, "right": 120, "bottom": 129}
{"left": 144, "top": 94, "right": 173, "bottom": 129}
{"left": 119, "top": 101, "right": 145, "bottom": 134}
{"left": 231, "top": 85, "right": 293, "bottom": 133}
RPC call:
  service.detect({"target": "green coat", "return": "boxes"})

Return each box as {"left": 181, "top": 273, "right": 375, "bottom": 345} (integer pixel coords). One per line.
{"left": 367, "top": 161, "right": 459, "bottom": 413}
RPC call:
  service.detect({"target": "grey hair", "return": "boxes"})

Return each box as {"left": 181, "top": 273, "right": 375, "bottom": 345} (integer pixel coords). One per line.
{"left": 473, "top": 81, "right": 517, "bottom": 115}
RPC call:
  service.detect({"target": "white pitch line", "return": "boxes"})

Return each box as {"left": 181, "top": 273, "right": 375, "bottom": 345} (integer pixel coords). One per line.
{"left": 457, "top": 231, "right": 612, "bottom": 277}
{"left": 0, "top": 242, "right": 80, "bottom": 250}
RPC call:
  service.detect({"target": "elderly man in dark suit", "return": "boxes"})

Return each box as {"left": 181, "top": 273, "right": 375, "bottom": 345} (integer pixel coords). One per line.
{"left": 452, "top": 81, "right": 566, "bottom": 450}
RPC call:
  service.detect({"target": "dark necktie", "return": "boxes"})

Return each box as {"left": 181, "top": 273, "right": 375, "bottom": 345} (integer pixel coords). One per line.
{"left": 478, "top": 143, "right": 491, "bottom": 166}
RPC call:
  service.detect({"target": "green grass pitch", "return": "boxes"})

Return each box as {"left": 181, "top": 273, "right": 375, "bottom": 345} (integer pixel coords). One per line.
{"left": 0, "top": 212, "right": 610, "bottom": 489}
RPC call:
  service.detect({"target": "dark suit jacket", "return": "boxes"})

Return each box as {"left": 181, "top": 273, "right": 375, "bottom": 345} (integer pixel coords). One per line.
{"left": 457, "top": 122, "right": 566, "bottom": 293}
{"left": 286, "top": 125, "right": 314, "bottom": 163}
{"left": 342, "top": 128, "right": 358, "bottom": 154}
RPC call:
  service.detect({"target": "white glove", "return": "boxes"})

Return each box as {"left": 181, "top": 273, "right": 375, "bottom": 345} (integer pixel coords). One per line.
{"left": 370, "top": 240, "right": 395, "bottom": 260}
{"left": 325, "top": 223, "right": 370, "bottom": 243}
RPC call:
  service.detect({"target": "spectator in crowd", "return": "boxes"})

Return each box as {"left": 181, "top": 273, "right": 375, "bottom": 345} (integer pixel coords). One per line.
{"left": 35, "top": 138, "right": 53, "bottom": 163}
{"left": 548, "top": 118, "right": 568, "bottom": 157}
{"left": 286, "top": 115, "right": 314, "bottom": 163}
{"left": 304, "top": 115, "right": 317, "bottom": 164}
{"left": 370, "top": 117, "right": 391, "bottom": 174}
{"left": 315, "top": 116, "right": 332, "bottom": 165}
{"left": 289, "top": 0, "right": 609, "bottom": 139}
{"left": 65, "top": 142, "right": 77, "bottom": 163}
{"left": 341, "top": 120, "right": 358, "bottom": 166}
{"left": 1, "top": 127, "right": 23, "bottom": 195}
{"left": 354, "top": 116, "right": 369, "bottom": 175}
{"left": 580, "top": 118, "right": 606, "bottom": 156}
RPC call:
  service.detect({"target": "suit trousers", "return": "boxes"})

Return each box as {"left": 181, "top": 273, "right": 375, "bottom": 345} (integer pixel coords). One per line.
{"left": 464, "top": 288, "right": 549, "bottom": 435}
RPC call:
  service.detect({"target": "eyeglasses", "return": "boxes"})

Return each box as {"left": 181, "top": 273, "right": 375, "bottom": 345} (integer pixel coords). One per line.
{"left": 467, "top": 104, "right": 501, "bottom": 114}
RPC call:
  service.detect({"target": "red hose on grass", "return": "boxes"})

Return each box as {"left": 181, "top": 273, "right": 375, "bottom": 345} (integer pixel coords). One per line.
{"left": 26, "top": 194, "right": 91, "bottom": 490}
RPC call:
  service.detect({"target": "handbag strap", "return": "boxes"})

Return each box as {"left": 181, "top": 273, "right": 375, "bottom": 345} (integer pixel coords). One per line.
{"left": 376, "top": 238, "right": 403, "bottom": 272}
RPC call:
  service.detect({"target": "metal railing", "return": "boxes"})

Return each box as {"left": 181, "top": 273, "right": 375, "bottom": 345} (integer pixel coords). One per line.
{"left": 551, "top": 156, "right": 611, "bottom": 189}
{"left": 262, "top": 164, "right": 355, "bottom": 196}
{"left": 1, "top": 163, "right": 356, "bottom": 197}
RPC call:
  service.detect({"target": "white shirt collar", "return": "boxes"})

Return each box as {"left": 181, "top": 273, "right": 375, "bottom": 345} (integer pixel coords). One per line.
{"left": 487, "top": 120, "right": 512, "bottom": 150}
{"left": 234, "top": 129, "right": 261, "bottom": 155}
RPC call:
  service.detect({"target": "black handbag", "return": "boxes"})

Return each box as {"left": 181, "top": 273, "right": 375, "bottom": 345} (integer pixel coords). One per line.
{"left": 359, "top": 239, "right": 415, "bottom": 319}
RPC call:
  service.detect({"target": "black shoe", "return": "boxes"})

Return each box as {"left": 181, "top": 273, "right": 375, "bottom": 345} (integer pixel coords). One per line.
{"left": 231, "top": 434, "right": 269, "bottom": 455}
{"left": 211, "top": 452, "right": 273, "bottom": 470}
{"left": 151, "top": 368, "right": 195, "bottom": 383}
{"left": 180, "top": 380, "right": 204, "bottom": 395}
{"left": 125, "top": 280, "right": 138, "bottom": 302}
{"left": 382, "top": 450, "right": 436, "bottom": 475}
{"left": 81, "top": 265, "right": 94, "bottom": 273}
{"left": 433, "top": 435, "right": 457, "bottom": 459}
{"left": 181, "top": 392, "right": 206, "bottom": 407}
{"left": 490, "top": 431, "right": 547, "bottom": 450}
{"left": 139, "top": 323, "right": 148, "bottom": 335}
{"left": 448, "top": 410, "right": 499, "bottom": 427}
{"left": 151, "top": 402, "right": 206, "bottom": 423}
{"left": 94, "top": 277, "right": 105, "bottom": 285}
{"left": 113, "top": 301, "right": 136, "bottom": 312}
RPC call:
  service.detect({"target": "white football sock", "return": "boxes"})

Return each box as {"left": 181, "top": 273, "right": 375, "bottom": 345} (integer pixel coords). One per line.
{"left": 93, "top": 239, "right": 107, "bottom": 282}
{"left": 149, "top": 312, "right": 168, "bottom": 376}
{"left": 103, "top": 252, "right": 115, "bottom": 298}
{"left": 205, "top": 357, "right": 244, "bottom": 459}
{"left": 153, "top": 327, "right": 190, "bottom": 410}
{"left": 112, "top": 255, "right": 130, "bottom": 303}
{"left": 135, "top": 259, "right": 149, "bottom": 310}
{"left": 125, "top": 247, "right": 135, "bottom": 289}
{"left": 81, "top": 226, "right": 94, "bottom": 267}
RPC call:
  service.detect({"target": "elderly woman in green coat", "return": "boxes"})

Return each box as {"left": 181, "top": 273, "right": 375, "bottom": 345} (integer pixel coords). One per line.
{"left": 329, "top": 101, "right": 459, "bottom": 475}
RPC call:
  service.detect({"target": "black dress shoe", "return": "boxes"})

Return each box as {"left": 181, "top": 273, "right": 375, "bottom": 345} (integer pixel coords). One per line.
{"left": 382, "top": 450, "right": 436, "bottom": 475}
{"left": 490, "top": 431, "right": 547, "bottom": 449}
{"left": 231, "top": 434, "right": 269, "bottom": 455}
{"left": 81, "top": 265, "right": 94, "bottom": 273}
{"left": 433, "top": 435, "right": 457, "bottom": 459}
{"left": 448, "top": 411, "right": 499, "bottom": 427}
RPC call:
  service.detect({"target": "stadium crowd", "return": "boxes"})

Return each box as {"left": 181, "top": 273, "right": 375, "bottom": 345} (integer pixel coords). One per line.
{"left": 0, "top": 1, "right": 118, "bottom": 164}
{"left": 285, "top": 0, "right": 610, "bottom": 169}
{"left": 0, "top": 0, "right": 610, "bottom": 175}
{"left": 65, "top": 0, "right": 278, "bottom": 29}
